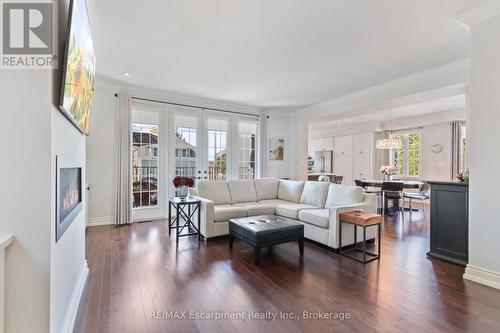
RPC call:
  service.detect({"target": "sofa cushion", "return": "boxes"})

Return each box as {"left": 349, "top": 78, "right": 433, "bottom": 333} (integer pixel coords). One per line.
{"left": 213, "top": 205, "right": 247, "bottom": 222}
{"left": 254, "top": 178, "right": 279, "bottom": 200}
{"left": 277, "top": 180, "right": 305, "bottom": 203}
{"left": 275, "top": 203, "right": 319, "bottom": 219}
{"left": 257, "top": 199, "right": 293, "bottom": 208}
{"left": 197, "top": 181, "right": 231, "bottom": 205}
{"left": 325, "top": 184, "right": 364, "bottom": 208}
{"left": 227, "top": 180, "right": 257, "bottom": 203}
{"left": 300, "top": 181, "right": 330, "bottom": 208}
{"left": 298, "top": 209, "right": 329, "bottom": 229}
{"left": 234, "top": 202, "right": 275, "bottom": 216}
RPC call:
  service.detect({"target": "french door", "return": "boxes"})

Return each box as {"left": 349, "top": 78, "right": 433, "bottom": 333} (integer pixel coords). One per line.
{"left": 132, "top": 102, "right": 259, "bottom": 221}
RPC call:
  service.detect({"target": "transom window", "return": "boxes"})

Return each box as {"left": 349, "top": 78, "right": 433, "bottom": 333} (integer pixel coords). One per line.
{"left": 391, "top": 130, "right": 421, "bottom": 177}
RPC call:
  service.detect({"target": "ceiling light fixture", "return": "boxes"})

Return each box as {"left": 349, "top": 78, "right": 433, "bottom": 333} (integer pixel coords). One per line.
{"left": 376, "top": 109, "right": 402, "bottom": 150}
{"left": 123, "top": 72, "right": 131, "bottom": 77}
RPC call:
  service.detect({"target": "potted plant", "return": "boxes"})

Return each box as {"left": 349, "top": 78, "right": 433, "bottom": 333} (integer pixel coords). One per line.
{"left": 172, "top": 176, "right": 195, "bottom": 199}
{"left": 380, "top": 165, "right": 398, "bottom": 181}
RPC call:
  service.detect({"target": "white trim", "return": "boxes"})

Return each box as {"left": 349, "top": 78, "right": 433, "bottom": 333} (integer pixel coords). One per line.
{"left": 456, "top": 1, "right": 500, "bottom": 28}
{"left": 291, "top": 59, "right": 469, "bottom": 118}
{"left": 464, "top": 265, "right": 500, "bottom": 290}
{"left": 87, "top": 216, "right": 113, "bottom": 227}
{"left": 62, "top": 260, "right": 89, "bottom": 333}
{"left": 95, "top": 75, "right": 262, "bottom": 116}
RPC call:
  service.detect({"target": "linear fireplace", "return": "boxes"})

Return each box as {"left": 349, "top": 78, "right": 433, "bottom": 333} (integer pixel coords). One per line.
{"left": 56, "top": 156, "right": 83, "bottom": 242}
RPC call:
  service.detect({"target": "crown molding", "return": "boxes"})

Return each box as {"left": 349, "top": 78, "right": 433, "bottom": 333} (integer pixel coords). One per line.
{"left": 456, "top": 0, "right": 500, "bottom": 28}
{"left": 94, "top": 74, "right": 263, "bottom": 115}
{"left": 291, "top": 59, "right": 469, "bottom": 118}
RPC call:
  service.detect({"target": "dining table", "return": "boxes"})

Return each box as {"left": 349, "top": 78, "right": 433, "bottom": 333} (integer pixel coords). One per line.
{"left": 361, "top": 179, "right": 422, "bottom": 189}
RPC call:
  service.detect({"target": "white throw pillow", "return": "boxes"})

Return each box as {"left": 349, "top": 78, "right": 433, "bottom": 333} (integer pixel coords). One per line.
{"left": 227, "top": 180, "right": 258, "bottom": 204}
{"left": 254, "top": 178, "right": 279, "bottom": 200}
{"left": 324, "top": 184, "right": 364, "bottom": 207}
{"left": 277, "top": 180, "right": 305, "bottom": 203}
{"left": 197, "top": 181, "right": 231, "bottom": 205}
{"left": 300, "top": 181, "right": 330, "bottom": 208}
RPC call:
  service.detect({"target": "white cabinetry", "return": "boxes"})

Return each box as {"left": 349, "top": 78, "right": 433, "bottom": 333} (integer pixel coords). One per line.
{"left": 309, "top": 137, "right": 333, "bottom": 154}
{"left": 334, "top": 135, "right": 354, "bottom": 185}
{"left": 353, "top": 133, "right": 373, "bottom": 180}
{"left": 333, "top": 133, "right": 374, "bottom": 185}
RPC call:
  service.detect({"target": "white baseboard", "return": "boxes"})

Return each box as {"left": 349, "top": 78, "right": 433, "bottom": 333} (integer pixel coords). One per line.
{"left": 87, "top": 216, "right": 113, "bottom": 227}
{"left": 62, "top": 260, "right": 89, "bottom": 333}
{"left": 464, "top": 264, "right": 500, "bottom": 290}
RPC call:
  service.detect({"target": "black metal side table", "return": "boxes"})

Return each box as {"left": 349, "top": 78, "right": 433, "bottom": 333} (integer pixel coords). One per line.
{"left": 168, "top": 197, "right": 201, "bottom": 244}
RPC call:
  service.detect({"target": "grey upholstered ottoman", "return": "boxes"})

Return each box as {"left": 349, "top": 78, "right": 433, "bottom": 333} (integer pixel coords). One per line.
{"left": 228, "top": 215, "right": 304, "bottom": 265}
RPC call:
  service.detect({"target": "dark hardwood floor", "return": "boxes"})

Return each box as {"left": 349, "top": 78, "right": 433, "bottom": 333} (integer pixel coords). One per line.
{"left": 76, "top": 206, "right": 500, "bottom": 333}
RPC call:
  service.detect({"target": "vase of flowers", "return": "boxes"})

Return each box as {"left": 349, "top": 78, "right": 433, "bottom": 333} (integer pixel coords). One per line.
{"left": 172, "top": 176, "right": 195, "bottom": 199}
{"left": 318, "top": 175, "right": 331, "bottom": 182}
{"left": 380, "top": 165, "right": 397, "bottom": 181}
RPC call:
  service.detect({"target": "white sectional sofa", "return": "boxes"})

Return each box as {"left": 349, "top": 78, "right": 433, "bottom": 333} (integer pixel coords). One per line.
{"left": 189, "top": 178, "right": 378, "bottom": 250}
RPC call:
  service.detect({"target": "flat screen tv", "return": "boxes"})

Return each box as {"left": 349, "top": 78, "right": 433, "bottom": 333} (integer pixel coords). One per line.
{"left": 59, "top": 0, "right": 96, "bottom": 135}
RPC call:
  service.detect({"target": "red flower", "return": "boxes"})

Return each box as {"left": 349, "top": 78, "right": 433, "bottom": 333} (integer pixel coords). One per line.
{"left": 172, "top": 176, "right": 195, "bottom": 188}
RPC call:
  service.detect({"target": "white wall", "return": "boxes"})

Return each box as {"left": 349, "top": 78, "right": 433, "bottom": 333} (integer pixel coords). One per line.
{"left": 0, "top": 70, "right": 52, "bottom": 333}
{"left": 86, "top": 86, "right": 117, "bottom": 225}
{"left": 464, "top": 12, "right": 500, "bottom": 289}
{"left": 50, "top": 110, "right": 88, "bottom": 333}
{"left": 263, "top": 114, "right": 290, "bottom": 178}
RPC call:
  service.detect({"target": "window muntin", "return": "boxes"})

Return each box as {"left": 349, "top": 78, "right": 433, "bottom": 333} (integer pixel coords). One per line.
{"left": 132, "top": 123, "right": 159, "bottom": 208}
{"left": 174, "top": 127, "right": 197, "bottom": 178}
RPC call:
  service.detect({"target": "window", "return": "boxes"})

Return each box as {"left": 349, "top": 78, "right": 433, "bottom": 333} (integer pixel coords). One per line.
{"left": 132, "top": 123, "right": 159, "bottom": 207}
{"left": 238, "top": 121, "right": 258, "bottom": 180}
{"left": 208, "top": 130, "right": 227, "bottom": 180}
{"left": 391, "top": 130, "right": 421, "bottom": 177}
{"left": 175, "top": 127, "right": 197, "bottom": 178}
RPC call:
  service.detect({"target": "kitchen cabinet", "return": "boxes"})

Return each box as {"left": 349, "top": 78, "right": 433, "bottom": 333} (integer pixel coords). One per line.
{"left": 353, "top": 133, "right": 373, "bottom": 180}
{"left": 309, "top": 137, "right": 333, "bottom": 154}
{"left": 334, "top": 135, "right": 353, "bottom": 185}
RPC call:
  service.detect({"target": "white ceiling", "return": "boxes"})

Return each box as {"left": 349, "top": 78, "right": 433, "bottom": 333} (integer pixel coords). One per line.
{"left": 308, "top": 94, "right": 466, "bottom": 130}
{"left": 89, "top": 0, "right": 482, "bottom": 110}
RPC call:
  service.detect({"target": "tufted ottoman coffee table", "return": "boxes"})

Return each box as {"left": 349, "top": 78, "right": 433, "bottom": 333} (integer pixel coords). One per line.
{"left": 229, "top": 215, "right": 304, "bottom": 265}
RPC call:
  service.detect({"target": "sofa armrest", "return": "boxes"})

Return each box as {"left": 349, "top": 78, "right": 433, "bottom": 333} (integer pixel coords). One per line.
{"left": 190, "top": 195, "right": 214, "bottom": 237}
{"left": 327, "top": 193, "right": 379, "bottom": 248}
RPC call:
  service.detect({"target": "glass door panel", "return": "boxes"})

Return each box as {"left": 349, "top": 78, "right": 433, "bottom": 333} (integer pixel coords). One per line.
{"left": 169, "top": 106, "right": 203, "bottom": 196}
{"left": 131, "top": 103, "right": 165, "bottom": 222}
{"left": 204, "top": 114, "right": 230, "bottom": 180}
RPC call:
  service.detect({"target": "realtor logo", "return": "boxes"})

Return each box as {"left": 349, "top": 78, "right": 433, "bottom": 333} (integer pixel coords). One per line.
{"left": 1, "top": 0, "right": 57, "bottom": 68}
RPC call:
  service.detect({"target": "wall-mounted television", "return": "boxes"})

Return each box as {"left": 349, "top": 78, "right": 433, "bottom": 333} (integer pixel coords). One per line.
{"left": 59, "top": 0, "right": 96, "bottom": 135}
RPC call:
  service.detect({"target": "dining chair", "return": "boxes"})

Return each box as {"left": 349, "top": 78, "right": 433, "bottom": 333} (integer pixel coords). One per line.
{"left": 381, "top": 181, "right": 404, "bottom": 219}
{"left": 403, "top": 182, "right": 430, "bottom": 215}
{"left": 355, "top": 179, "right": 382, "bottom": 211}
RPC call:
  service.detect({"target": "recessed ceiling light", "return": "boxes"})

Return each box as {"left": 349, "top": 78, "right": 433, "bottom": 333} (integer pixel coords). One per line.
{"left": 123, "top": 72, "right": 131, "bottom": 77}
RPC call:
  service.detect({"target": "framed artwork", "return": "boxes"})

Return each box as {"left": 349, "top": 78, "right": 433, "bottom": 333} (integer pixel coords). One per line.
{"left": 269, "top": 138, "right": 284, "bottom": 161}
{"left": 59, "top": 0, "right": 96, "bottom": 135}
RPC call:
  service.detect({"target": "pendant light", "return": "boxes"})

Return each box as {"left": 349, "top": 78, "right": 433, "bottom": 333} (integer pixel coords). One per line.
{"left": 376, "top": 109, "right": 402, "bottom": 150}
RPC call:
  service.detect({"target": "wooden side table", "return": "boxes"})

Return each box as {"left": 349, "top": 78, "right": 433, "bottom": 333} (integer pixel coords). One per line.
{"left": 338, "top": 211, "right": 382, "bottom": 263}
{"left": 168, "top": 197, "right": 201, "bottom": 244}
